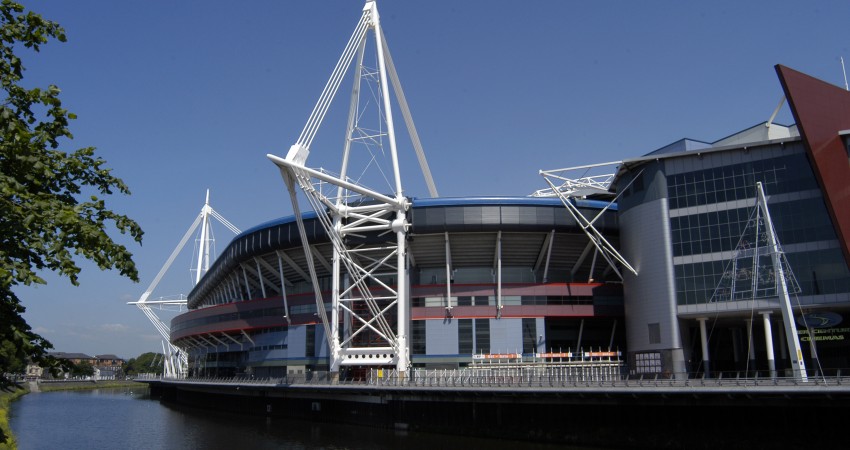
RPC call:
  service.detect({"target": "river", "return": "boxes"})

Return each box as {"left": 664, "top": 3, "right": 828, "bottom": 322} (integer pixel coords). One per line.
{"left": 10, "top": 387, "right": 575, "bottom": 449}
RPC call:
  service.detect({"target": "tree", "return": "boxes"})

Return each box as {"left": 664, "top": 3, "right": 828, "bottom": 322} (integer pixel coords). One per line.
{"left": 0, "top": 0, "right": 143, "bottom": 389}
{"left": 0, "top": 339, "right": 24, "bottom": 375}
{"left": 69, "top": 360, "right": 95, "bottom": 378}
{"left": 123, "top": 352, "right": 164, "bottom": 376}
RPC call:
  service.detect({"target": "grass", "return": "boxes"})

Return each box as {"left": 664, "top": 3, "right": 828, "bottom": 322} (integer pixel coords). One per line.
{"left": 0, "top": 383, "right": 29, "bottom": 450}
{"left": 0, "top": 379, "right": 142, "bottom": 449}
{"left": 36, "top": 380, "right": 140, "bottom": 392}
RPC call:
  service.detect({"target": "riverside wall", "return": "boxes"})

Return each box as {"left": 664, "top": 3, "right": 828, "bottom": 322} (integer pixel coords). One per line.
{"left": 144, "top": 377, "right": 850, "bottom": 448}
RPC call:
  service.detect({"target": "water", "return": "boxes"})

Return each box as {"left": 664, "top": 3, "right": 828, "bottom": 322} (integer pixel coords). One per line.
{"left": 10, "top": 387, "right": 575, "bottom": 450}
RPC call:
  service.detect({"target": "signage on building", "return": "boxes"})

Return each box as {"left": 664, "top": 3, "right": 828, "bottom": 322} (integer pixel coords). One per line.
{"left": 472, "top": 353, "right": 521, "bottom": 360}
{"left": 534, "top": 352, "right": 574, "bottom": 358}
{"left": 796, "top": 312, "right": 847, "bottom": 342}
{"left": 796, "top": 311, "right": 843, "bottom": 328}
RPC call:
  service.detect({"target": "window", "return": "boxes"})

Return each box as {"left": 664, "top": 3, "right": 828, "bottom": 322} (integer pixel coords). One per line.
{"left": 458, "top": 319, "right": 472, "bottom": 354}
{"left": 475, "top": 319, "right": 490, "bottom": 354}
{"left": 648, "top": 323, "right": 661, "bottom": 345}
{"left": 305, "top": 325, "right": 316, "bottom": 357}
{"left": 411, "top": 320, "right": 426, "bottom": 355}
{"left": 632, "top": 172, "right": 645, "bottom": 193}
{"left": 474, "top": 296, "right": 490, "bottom": 306}
{"left": 634, "top": 352, "right": 662, "bottom": 374}
{"left": 666, "top": 153, "right": 817, "bottom": 211}
{"left": 522, "top": 318, "right": 537, "bottom": 354}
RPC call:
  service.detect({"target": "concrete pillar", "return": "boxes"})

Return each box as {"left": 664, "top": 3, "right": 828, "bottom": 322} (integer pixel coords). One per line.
{"left": 745, "top": 319, "right": 757, "bottom": 375}
{"left": 777, "top": 322, "right": 787, "bottom": 375}
{"left": 760, "top": 311, "right": 776, "bottom": 378}
{"left": 697, "top": 318, "right": 710, "bottom": 378}
{"left": 731, "top": 328, "right": 741, "bottom": 368}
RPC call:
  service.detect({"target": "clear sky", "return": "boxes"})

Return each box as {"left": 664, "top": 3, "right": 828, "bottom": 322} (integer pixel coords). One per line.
{"left": 14, "top": 0, "right": 850, "bottom": 359}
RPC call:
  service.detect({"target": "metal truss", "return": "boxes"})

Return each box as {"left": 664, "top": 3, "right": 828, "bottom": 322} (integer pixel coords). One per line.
{"left": 536, "top": 162, "right": 638, "bottom": 280}
{"left": 708, "top": 182, "right": 808, "bottom": 381}
{"left": 534, "top": 162, "right": 621, "bottom": 198}
{"left": 128, "top": 190, "right": 240, "bottom": 378}
{"left": 268, "top": 1, "right": 436, "bottom": 376}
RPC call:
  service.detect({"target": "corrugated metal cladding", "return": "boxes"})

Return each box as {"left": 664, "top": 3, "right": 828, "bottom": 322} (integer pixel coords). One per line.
{"left": 187, "top": 217, "right": 328, "bottom": 306}
{"left": 187, "top": 198, "right": 618, "bottom": 305}
{"left": 412, "top": 203, "right": 617, "bottom": 234}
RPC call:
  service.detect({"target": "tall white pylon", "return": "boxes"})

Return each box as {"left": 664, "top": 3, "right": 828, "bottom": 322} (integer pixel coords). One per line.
{"left": 128, "top": 190, "right": 240, "bottom": 378}
{"left": 268, "top": 1, "right": 436, "bottom": 378}
{"left": 709, "top": 182, "right": 808, "bottom": 381}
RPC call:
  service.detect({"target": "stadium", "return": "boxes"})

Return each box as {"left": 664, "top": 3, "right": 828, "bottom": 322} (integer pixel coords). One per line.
{"left": 151, "top": 3, "right": 850, "bottom": 382}
{"left": 171, "top": 196, "right": 625, "bottom": 378}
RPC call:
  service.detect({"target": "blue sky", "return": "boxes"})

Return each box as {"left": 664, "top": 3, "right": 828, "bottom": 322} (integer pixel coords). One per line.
{"left": 14, "top": 0, "right": 850, "bottom": 359}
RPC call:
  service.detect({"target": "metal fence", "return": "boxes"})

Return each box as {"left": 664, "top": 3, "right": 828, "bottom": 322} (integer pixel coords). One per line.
{"left": 138, "top": 369, "right": 850, "bottom": 389}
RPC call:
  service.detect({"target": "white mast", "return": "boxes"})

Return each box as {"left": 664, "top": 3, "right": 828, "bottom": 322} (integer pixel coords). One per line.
{"left": 195, "top": 189, "right": 212, "bottom": 284}
{"left": 128, "top": 190, "right": 240, "bottom": 378}
{"left": 756, "top": 182, "right": 807, "bottom": 381}
{"left": 268, "top": 1, "right": 436, "bottom": 378}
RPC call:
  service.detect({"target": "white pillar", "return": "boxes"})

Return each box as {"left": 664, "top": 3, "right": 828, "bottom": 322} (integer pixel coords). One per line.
{"left": 760, "top": 311, "right": 776, "bottom": 378}
{"left": 745, "top": 319, "right": 757, "bottom": 376}
{"left": 697, "top": 318, "right": 710, "bottom": 378}
{"left": 329, "top": 218, "right": 341, "bottom": 377}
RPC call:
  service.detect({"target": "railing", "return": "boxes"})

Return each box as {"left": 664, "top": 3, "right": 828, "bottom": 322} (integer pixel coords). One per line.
{"left": 137, "top": 369, "right": 850, "bottom": 389}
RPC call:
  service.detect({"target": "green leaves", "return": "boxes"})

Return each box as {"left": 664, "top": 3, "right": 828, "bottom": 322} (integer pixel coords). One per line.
{"left": 1, "top": 0, "right": 143, "bottom": 389}
{"left": 123, "top": 352, "right": 164, "bottom": 376}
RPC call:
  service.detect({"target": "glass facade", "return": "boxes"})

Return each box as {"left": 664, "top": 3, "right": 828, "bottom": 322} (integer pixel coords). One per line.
{"left": 668, "top": 149, "right": 850, "bottom": 306}
{"left": 670, "top": 199, "right": 836, "bottom": 258}
{"left": 666, "top": 153, "right": 818, "bottom": 210}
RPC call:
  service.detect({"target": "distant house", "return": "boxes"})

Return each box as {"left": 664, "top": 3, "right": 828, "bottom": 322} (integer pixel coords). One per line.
{"left": 25, "top": 364, "right": 43, "bottom": 380}
{"left": 49, "top": 352, "right": 97, "bottom": 366}
{"left": 95, "top": 354, "right": 125, "bottom": 368}
{"left": 45, "top": 352, "right": 126, "bottom": 380}
{"left": 96, "top": 367, "right": 122, "bottom": 380}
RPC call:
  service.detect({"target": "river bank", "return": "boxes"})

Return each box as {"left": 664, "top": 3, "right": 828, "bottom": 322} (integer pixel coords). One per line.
{"left": 1, "top": 380, "right": 141, "bottom": 449}
{"left": 1, "top": 385, "right": 28, "bottom": 450}
{"left": 35, "top": 380, "right": 140, "bottom": 393}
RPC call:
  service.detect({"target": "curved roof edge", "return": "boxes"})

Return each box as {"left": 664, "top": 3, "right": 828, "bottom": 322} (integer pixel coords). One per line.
{"left": 188, "top": 196, "right": 620, "bottom": 307}
{"left": 238, "top": 196, "right": 618, "bottom": 239}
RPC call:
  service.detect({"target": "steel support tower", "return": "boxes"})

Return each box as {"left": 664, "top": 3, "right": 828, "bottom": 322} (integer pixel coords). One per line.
{"left": 128, "top": 190, "right": 240, "bottom": 378}
{"left": 269, "top": 1, "right": 436, "bottom": 379}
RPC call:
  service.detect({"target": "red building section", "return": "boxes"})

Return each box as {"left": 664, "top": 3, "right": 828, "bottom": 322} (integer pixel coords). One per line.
{"left": 777, "top": 64, "right": 850, "bottom": 268}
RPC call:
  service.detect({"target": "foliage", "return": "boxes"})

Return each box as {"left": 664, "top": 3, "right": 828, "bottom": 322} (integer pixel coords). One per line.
{"left": 68, "top": 360, "right": 94, "bottom": 378}
{"left": 0, "top": 341, "right": 24, "bottom": 375}
{"left": 123, "top": 352, "right": 163, "bottom": 376}
{"left": 0, "top": 383, "right": 27, "bottom": 448}
{"left": 0, "top": 0, "right": 143, "bottom": 389}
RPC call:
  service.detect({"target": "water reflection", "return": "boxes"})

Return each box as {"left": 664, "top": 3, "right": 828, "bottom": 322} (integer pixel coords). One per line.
{"left": 11, "top": 388, "right": 579, "bottom": 450}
